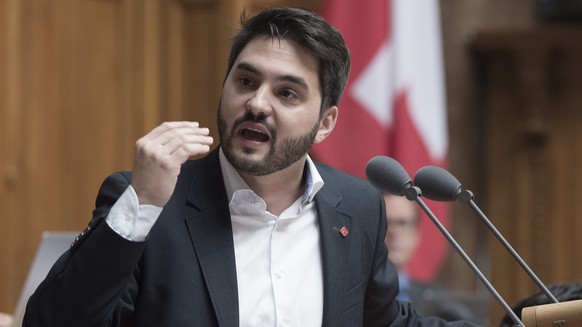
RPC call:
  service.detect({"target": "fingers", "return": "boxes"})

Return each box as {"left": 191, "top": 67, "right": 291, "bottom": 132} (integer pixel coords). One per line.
{"left": 136, "top": 121, "right": 214, "bottom": 162}
{"left": 164, "top": 133, "right": 212, "bottom": 157}
{"left": 143, "top": 121, "right": 200, "bottom": 141}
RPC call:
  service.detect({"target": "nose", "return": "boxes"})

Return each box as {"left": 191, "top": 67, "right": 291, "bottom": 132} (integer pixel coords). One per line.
{"left": 246, "top": 86, "right": 272, "bottom": 117}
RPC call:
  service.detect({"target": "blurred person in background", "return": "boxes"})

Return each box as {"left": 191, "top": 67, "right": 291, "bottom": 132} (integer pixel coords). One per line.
{"left": 384, "top": 194, "right": 476, "bottom": 322}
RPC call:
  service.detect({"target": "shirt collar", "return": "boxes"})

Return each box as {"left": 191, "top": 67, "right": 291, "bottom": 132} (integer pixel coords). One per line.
{"left": 219, "top": 147, "right": 324, "bottom": 205}
{"left": 303, "top": 154, "right": 324, "bottom": 204}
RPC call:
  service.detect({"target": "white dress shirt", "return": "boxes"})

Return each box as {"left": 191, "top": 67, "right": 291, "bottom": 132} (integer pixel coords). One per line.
{"left": 219, "top": 150, "right": 324, "bottom": 327}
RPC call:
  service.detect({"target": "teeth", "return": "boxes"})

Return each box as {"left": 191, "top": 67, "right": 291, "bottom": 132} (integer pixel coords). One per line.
{"left": 248, "top": 128, "right": 264, "bottom": 134}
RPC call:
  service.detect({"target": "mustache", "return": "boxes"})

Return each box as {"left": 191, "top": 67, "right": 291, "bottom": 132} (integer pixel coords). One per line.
{"left": 240, "top": 112, "right": 265, "bottom": 123}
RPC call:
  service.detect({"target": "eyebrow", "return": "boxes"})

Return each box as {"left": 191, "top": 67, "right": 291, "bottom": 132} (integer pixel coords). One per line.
{"left": 235, "top": 61, "right": 310, "bottom": 91}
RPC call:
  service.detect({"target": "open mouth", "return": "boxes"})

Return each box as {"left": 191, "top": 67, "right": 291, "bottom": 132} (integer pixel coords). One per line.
{"left": 241, "top": 128, "right": 270, "bottom": 142}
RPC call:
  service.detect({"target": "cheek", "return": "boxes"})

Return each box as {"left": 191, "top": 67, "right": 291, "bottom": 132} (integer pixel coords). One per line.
{"left": 278, "top": 111, "right": 320, "bottom": 134}
{"left": 219, "top": 95, "right": 245, "bottom": 121}
{"left": 221, "top": 80, "right": 246, "bottom": 108}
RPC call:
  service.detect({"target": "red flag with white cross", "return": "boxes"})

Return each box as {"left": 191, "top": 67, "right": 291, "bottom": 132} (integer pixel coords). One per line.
{"left": 311, "top": 0, "right": 450, "bottom": 282}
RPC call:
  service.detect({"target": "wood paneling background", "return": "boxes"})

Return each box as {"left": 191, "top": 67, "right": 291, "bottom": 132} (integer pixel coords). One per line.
{"left": 2, "top": 0, "right": 581, "bottom": 325}
{"left": 472, "top": 26, "right": 582, "bottom": 322}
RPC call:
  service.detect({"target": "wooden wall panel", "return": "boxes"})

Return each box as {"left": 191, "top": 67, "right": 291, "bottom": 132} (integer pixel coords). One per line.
{"left": 180, "top": 8, "right": 224, "bottom": 133}
{"left": 0, "top": 0, "right": 20, "bottom": 315}
{"left": 2, "top": 0, "right": 69, "bottom": 312}
{"left": 0, "top": 0, "right": 134, "bottom": 313}
{"left": 472, "top": 27, "right": 582, "bottom": 323}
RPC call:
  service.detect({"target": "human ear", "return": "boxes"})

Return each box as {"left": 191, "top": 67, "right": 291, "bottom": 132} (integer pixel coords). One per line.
{"left": 314, "top": 106, "right": 338, "bottom": 144}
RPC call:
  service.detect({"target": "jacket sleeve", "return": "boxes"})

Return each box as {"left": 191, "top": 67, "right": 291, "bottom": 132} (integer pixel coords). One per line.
{"left": 23, "top": 172, "right": 145, "bottom": 327}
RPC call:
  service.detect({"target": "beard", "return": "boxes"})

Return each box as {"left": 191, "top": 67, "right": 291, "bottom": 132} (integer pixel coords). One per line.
{"left": 217, "top": 108, "right": 320, "bottom": 176}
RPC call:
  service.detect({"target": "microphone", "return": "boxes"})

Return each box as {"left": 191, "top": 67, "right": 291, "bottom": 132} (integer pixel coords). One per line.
{"left": 365, "top": 156, "right": 412, "bottom": 196}
{"left": 413, "top": 165, "right": 462, "bottom": 201}
{"left": 413, "top": 166, "right": 559, "bottom": 305}
{"left": 365, "top": 156, "right": 525, "bottom": 327}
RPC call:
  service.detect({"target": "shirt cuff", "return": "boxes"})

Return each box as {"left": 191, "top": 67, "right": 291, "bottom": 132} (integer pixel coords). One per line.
{"left": 105, "top": 185, "right": 163, "bottom": 242}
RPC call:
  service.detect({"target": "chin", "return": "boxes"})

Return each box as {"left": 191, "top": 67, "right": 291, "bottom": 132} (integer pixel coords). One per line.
{"left": 229, "top": 148, "right": 264, "bottom": 165}
{"left": 235, "top": 146, "right": 267, "bottom": 160}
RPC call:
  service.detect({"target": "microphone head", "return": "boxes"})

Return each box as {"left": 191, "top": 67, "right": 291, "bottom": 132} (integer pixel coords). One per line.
{"left": 365, "top": 156, "right": 412, "bottom": 196}
{"left": 413, "top": 166, "right": 462, "bottom": 202}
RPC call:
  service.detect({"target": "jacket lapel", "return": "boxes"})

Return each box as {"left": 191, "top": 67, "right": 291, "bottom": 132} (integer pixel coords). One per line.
{"left": 315, "top": 183, "right": 355, "bottom": 327}
{"left": 183, "top": 150, "right": 239, "bottom": 327}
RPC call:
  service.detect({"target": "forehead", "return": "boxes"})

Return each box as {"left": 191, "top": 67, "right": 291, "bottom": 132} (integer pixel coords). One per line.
{"left": 385, "top": 195, "right": 417, "bottom": 220}
{"left": 233, "top": 36, "right": 320, "bottom": 83}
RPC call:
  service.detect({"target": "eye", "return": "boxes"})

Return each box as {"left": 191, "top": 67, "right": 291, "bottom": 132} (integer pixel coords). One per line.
{"left": 238, "top": 76, "right": 254, "bottom": 87}
{"left": 279, "top": 89, "right": 298, "bottom": 100}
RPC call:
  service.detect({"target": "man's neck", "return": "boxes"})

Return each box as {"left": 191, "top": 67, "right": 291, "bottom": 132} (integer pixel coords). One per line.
{"left": 238, "top": 158, "right": 307, "bottom": 216}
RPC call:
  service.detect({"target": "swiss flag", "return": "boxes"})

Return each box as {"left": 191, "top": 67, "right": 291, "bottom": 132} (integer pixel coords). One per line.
{"left": 311, "top": 0, "right": 450, "bottom": 282}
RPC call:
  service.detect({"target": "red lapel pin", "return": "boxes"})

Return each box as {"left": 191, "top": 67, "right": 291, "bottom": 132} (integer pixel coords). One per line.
{"left": 339, "top": 226, "right": 349, "bottom": 237}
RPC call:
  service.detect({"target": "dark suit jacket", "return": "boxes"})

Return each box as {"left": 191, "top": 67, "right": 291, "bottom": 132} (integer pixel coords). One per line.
{"left": 24, "top": 148, "right": 479, "bottom": 326}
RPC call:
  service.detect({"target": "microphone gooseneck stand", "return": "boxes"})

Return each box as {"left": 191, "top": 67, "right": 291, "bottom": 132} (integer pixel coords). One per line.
{"left": 414, "top": 165, "right": 559, "bottom": 305}
{"left": 403, "top": 186, "right": 525, "bottom": 327}
{"left": 458, "top": 190, "right": 559, "bottom": 305}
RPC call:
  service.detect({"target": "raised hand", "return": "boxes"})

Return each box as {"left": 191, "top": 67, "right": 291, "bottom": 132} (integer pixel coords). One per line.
{"left": 131, "top": 121, "right": 214, "bottom": 207}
